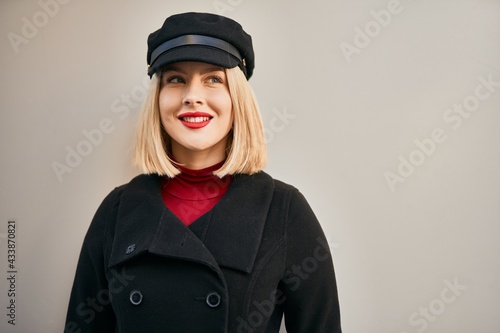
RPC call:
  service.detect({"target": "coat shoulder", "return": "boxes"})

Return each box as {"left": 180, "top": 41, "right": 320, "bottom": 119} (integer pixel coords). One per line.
{"left": 271, "top": 177, "right": 299, "bottom": 193}
{"left": 89, "top": 174, "right": 161, "bottom": 231}
{"left": 237, "top": 171, "right": 299, "bottom": 193}
{"left": 262, "top": 172, "right": 304, "bottom": 205}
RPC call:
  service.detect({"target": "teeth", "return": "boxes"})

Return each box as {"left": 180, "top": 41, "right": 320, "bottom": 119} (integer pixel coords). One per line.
{"left": 182, "top": 116, "right": 210, "bottom": 123}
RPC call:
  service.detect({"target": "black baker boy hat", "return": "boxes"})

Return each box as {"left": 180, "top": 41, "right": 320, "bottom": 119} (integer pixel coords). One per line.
{"left": 147, "top": 12, "right": 255, "bottom": 79}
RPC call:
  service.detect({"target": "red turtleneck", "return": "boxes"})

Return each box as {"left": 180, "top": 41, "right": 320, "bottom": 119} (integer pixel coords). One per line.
{"left": 161, "top": 161, "right": 232, "bottom": 226}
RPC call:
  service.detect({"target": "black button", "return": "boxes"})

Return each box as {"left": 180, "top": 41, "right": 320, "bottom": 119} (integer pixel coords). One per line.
{"left": 206, "top": 292, "right": 221, "bottom": 308}
{"left": 125, "top": 244, "right": 136, "bottom": 254}
{"left": 129, "top": 290, "right": 143, "bottom": 305}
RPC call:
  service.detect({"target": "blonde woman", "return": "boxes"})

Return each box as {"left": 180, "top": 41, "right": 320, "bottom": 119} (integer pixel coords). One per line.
{"left": 65, "top": 12, "right": 342, "bottom": 333}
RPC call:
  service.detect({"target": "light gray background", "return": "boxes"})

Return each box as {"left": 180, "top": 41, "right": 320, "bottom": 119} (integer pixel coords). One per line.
{"left": 1, "top": 0, "right": 499, "bottom": 332}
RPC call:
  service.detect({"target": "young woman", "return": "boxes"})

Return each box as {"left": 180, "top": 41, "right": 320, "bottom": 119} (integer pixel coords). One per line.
{"left": 65, "top": 12, "right": 342, "bottom": 333}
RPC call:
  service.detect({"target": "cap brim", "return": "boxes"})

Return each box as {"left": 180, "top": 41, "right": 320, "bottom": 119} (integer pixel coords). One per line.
{"left": 148, "top": 45, "right": 240, "bottom": 77}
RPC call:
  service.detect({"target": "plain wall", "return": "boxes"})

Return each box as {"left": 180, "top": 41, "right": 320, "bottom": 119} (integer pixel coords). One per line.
{"left": 1, "top": 0, "right": 499, "bottom": 332}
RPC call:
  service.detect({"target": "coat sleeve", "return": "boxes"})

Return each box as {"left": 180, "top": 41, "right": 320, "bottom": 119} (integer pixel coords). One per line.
{"left": 64, "top": 189, "right": 118, "bottom": 333}
{"left": 281, "top": 189, "right": 342, "bottom": 333}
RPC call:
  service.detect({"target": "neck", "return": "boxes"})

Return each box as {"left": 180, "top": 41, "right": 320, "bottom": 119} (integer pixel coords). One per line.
{"left": 171, "top": 146, "right": 226, "bottom": 170}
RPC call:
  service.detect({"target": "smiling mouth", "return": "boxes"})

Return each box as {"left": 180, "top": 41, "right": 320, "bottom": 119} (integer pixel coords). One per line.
{"left": 181, "top": 116, "right": 211, "bottom": 123}
{"left": 178, "top": 113, "right": 213, "bottom": 129}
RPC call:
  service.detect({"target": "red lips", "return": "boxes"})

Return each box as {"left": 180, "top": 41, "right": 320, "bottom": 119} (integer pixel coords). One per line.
{"left": 178, "top": 112, "right": 213, "bottom": 129}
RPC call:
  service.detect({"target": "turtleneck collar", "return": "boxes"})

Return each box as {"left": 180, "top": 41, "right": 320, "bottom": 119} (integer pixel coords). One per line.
{"left": 163, "top": 160, "right": 232, "bottom": 200}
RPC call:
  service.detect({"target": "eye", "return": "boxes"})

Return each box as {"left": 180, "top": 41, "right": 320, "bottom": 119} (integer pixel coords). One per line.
{"left": 164, "top": 75, "right": 185, "bottom": 84}
{"left": 207, "top": 75, "right": 224, "bottom": 84}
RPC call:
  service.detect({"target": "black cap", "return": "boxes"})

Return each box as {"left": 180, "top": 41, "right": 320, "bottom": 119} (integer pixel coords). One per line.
{"left": 147, "top": 12, "right": 254, "bottom": 79}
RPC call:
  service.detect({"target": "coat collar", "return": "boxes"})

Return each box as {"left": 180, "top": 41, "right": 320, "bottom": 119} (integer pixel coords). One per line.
{"left": 108, "top": 172, "right": 274, "bottom": 274}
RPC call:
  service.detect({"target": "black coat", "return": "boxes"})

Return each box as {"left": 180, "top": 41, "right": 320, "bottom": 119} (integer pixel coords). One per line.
{"left": 64, "top": 172, "right": 342, "bottom": 333}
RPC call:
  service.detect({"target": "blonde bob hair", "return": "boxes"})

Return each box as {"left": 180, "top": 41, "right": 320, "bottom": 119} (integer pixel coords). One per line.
{"left": 133, "top": 66, "right": 267, "bottom": 178}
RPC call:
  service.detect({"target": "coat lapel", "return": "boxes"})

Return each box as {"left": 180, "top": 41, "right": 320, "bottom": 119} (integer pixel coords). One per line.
{"left": 107, "top": 172, "right": 274, "bottom": 275}
{"left": 148, "top": 207, "right": 220, "bottom": 271}
{"left": 107, "top": 174, "right": 163, "bottom": 268}
{"left": 202, "top": 172, "right": 274, "bottom": 273}
{"left": 107, "top": 174, "right": 218, "bottom": 271}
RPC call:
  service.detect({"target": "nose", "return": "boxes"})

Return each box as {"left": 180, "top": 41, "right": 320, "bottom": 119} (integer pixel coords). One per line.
{"left": 182, "top": 81, "right": 204, "bottom": 106}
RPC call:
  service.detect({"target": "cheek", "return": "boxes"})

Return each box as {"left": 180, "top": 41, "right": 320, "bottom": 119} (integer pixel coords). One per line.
{"left": 158, "top": 91, "right": 177, "bottom": 121}
{"left": 158, "top": 91, "right": 168, "bottom": 112}
{"left": 214, "top": 91, "right": 233, "bottom": 118}
{"left": 219, "top": 101, "right": 233, "bottom": 130}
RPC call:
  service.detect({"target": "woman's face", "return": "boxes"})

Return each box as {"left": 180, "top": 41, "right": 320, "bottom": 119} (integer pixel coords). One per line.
{"left": 158, "top": 62, "right": 233, "bottom": 164}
